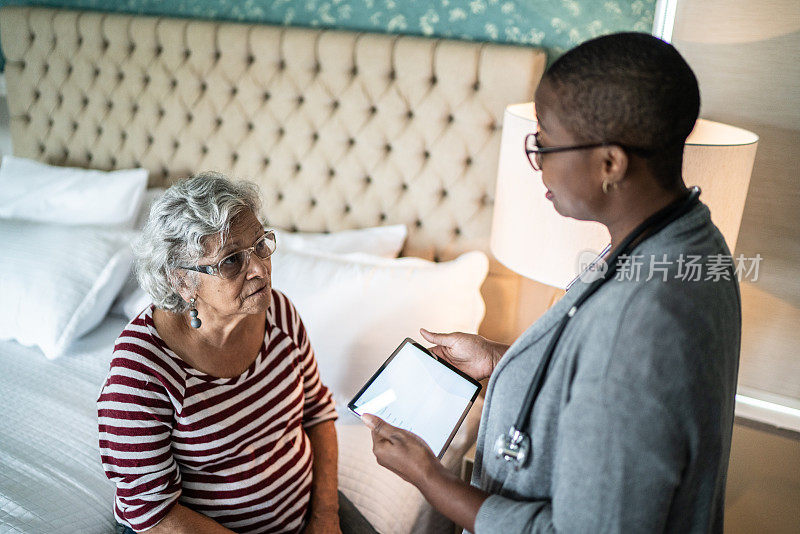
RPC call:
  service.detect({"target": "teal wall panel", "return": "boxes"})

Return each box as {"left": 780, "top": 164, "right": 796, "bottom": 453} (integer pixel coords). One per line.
{"left": 0, "top": 0, "right": 656, "bottom": 70}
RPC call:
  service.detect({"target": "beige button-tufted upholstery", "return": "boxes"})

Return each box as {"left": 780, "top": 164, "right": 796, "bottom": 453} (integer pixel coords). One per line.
{"left": 0, "top": 6, "right": 546, "bottom": 342}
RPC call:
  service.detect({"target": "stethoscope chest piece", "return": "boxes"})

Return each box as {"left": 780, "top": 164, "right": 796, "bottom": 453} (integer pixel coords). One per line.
{"left": 494, "top": 426, "right": 531, "bottom": 470}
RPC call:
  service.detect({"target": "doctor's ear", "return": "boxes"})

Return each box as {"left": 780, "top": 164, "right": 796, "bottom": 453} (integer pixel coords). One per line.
{"left": 599, "top": 145, "right": 629, "bottom": 184}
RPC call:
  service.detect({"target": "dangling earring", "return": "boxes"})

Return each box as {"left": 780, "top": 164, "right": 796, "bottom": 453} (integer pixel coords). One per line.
{"left": 602, "top": 180, "right": 618, "bottom": 194}
{"left": 189, "top": 298, "right": 202, "bottom": 329}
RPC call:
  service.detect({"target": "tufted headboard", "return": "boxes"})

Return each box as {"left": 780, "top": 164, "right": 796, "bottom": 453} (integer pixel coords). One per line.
{"left": 0, "top": 6, "right": 546, "bottom": 343}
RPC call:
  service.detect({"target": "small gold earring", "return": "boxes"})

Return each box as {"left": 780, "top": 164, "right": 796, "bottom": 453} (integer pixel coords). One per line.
{"left": 602, "top": 181, "right": 618, "bottom": 194}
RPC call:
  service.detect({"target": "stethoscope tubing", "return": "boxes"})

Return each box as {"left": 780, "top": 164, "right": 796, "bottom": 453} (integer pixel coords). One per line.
{"left": 510, "top": 186, "right": 702, "bottom": 433}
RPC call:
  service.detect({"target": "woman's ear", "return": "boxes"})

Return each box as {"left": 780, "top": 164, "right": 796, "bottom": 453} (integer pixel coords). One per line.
{"left": 170, "top": 270, "right": 196, "bottom": 304}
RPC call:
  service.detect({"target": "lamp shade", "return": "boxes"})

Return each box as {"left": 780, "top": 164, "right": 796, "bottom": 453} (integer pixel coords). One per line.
{"left": 682, "top": 119, "right": 758, "bottom": 253}
{"left": 490, "top": 103, "right": 758, "bottom": 288}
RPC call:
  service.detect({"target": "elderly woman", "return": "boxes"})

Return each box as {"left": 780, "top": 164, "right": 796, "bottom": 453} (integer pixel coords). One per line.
{"left": 363, "top": 33, "right": 741, "bottom": 533}
{"left": 98, "top": 173, "right": 372, "bottom": 534}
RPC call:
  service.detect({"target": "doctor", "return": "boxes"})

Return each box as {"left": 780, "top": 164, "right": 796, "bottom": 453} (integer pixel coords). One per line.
{"left": 362, "top": 32, "right": 741, "bottom": 533}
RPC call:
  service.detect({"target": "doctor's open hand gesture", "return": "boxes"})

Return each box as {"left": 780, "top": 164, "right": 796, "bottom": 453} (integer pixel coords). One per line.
{"left": 419, "top": 328, "right": 509, "bottom": 381}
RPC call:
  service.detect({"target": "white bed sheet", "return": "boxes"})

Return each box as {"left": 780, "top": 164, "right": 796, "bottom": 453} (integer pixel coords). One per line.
{"left": 0, "top": 315, "right": 125, "bottom": 533}
{"left": 0, "top": 314, "right": 482, "bottom": 534}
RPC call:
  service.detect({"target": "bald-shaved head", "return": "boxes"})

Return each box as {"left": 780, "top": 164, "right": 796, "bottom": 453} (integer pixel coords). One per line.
{"left": 540, "top": 32, "right": 700, "bottom": 189}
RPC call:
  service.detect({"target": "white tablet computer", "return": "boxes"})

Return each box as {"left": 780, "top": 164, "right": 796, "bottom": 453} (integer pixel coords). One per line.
{"left": 348, "top": 338, "right": 482, "bottom": 459}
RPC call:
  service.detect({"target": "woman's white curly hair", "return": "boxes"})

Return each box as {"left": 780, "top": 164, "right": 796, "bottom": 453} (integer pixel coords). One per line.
{"left": 134, "top": 171, "right": 262, "bottom": 313}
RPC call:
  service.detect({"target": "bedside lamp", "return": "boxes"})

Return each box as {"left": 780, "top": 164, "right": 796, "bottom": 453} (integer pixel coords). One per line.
{"left": 490, "top": 102, "right": 758, "bottom": 291}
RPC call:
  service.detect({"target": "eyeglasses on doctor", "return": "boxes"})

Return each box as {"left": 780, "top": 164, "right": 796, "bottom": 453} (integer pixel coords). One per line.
{"left": 524, "top": 132, "right": 654, "bottom": 171}
{"left": 181, "top": 230, "right": 277, "bottom": 279}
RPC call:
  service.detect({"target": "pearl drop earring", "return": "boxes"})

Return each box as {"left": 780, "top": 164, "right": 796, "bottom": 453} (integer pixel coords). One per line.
{"left": 189, "top": 298, "right": 202, "bottom": 329}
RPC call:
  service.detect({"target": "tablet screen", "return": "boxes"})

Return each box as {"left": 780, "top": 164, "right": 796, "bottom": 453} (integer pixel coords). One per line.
{"left": 348, "top": 338, "right": 481, "bottom": 458}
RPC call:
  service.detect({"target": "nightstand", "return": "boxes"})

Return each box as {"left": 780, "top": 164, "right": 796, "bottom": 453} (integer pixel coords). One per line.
{"left": 454, "top": 442, "right": 478, "bottom": 534}
{"left": 461, "top": 442, "right": 477, "bottom": 484}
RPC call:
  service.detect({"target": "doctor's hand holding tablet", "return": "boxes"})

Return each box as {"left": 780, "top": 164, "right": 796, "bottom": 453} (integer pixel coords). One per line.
{"left": 352, "top": 329, "right": 507, "bottom": 484}
{"left": 418, "top": 328, "right": 510, "bottom": 382}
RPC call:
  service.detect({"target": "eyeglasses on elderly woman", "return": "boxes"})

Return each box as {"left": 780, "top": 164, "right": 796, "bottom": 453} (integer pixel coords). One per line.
{"left": 181, "top": 230, "right": 277, "bottom": 279}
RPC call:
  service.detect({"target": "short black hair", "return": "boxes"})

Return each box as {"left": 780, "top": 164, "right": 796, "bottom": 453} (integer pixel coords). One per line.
{"left": 541, "top": 32, "right": 700, "bottom": 189}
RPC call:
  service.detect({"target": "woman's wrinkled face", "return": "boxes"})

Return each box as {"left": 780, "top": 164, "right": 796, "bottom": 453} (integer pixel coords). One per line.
{"left": 533, "top": 79, "right": 607, "bottom": 222}
{"left": 192, "top": 209, "right": 272, "bottom": 318}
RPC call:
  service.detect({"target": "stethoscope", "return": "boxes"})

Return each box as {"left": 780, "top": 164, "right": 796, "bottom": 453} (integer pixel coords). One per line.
{"left": 494, "top": 186, "right": 702, "bottom": 470}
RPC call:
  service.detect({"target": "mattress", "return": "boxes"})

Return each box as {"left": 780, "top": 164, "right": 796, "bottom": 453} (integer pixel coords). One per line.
{"left": 0, "top": 316, "right": 126, "bottom": 533}
{"left": 0, "top": 314, "right": 481, "bottom": 533}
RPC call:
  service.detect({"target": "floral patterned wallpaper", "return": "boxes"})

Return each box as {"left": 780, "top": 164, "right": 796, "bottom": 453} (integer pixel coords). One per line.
{"left": 0, "top": 0, "right": 656, "bottom": 69}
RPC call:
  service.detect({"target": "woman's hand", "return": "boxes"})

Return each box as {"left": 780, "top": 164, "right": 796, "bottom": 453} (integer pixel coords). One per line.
{"left": 362, "top": 414, "right": 440, "bottom": 487}
{"left": 420, "top": 328, "right": 508, "bottom": 381}
{"left": 303, "top": 512, "right": 341, "bottom": 534}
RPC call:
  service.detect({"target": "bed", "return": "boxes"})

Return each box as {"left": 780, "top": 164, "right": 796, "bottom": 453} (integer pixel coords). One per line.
{"left": 0, "top": 6, "right": 545, "bottom": 533}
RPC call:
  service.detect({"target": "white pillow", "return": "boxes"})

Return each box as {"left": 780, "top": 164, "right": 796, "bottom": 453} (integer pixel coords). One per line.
{"left": 0, "top": 155, "right": 148, "bottom": 228}
{"left": 271, "top": 224, "right": 407, "bottom": 258}
{"left": 111, "top": 224, "right": 409, "bottom": 318}
{"left": 107, "top": 187, "right": 168, "bottom": 318}
{"left": 133, "top": 187, "right": 166, "bottom": 230}
{"left": 0, "top": 220, "right": 135, "bottom": 359}
{"left": 270, "top": 249, "right": 489, "bottom": 417}
{"left": 115, "top": 281, "right": 152, "bottom": 320}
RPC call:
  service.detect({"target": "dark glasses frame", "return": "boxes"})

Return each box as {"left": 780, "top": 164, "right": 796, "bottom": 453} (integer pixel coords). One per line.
{"left": 524, "top": 132, "right": 654, "bottom": 171}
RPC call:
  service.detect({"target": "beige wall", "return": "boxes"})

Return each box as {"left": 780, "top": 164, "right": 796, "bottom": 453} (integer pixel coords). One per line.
{"left": 672, "top": 0, "right": 800, "bottom": 401}
{"left": 671, "top": 1, "right": 800, "bottom": 532}
{"left": 725, "top": 423, "right": 800, "bottom": 533}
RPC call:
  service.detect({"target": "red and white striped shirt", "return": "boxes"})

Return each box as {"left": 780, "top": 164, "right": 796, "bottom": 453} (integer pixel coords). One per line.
{"left": 98, "top": 289, "right": 337, "bottom": 533}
